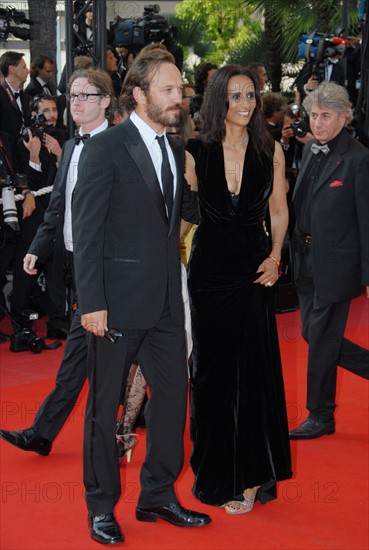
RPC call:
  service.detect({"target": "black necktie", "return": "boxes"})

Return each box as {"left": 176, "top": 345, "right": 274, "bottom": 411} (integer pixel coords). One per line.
{"left": 156, "top": 135, "right": 174, "bottom": 220}
{"left": 74, "top": 131, "right": 90, "bottom": 145}
{"left": 311, "top": 142, "right": 330, "bottom": 155}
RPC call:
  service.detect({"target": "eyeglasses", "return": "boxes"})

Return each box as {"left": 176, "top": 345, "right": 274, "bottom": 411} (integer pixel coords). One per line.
{"left": 66, "top": 93, "right": 105, "bottom": 102}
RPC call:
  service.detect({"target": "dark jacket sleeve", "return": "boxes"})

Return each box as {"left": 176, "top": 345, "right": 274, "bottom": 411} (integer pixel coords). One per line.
{"left": 27, "top": 141, "right": 69, "bottom": 262}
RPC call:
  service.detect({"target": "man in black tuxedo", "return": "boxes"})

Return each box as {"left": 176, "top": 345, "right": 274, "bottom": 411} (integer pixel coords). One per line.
{"left": 0, "top": 51, "right": 31, "bottom": 144}
{"left": 0, "top": 69, "right": 113, "bottom": 455}
{"left": 72, "top": 49, "right": 210, "bottom": 544}
{"left": 297, "top": 47, "right": 346, "bottom": 101}
{"left": 0, "top": 49, "right": 33, "bottom": 332}
{"left": 289, "top": 81, "right": 369, "bottom": 440}
{"left": 24, "top": 54, "right": 56, "bottom": 97}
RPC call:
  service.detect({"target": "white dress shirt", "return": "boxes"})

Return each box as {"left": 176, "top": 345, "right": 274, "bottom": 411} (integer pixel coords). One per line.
{"left": 63, "top": 119, "right": 108, "bottom": 252}
{"left": 130, "top": 111, "right": 177, "bottom": 206}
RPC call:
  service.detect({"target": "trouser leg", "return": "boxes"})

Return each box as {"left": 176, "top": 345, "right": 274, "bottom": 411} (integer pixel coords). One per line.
{"left": 33, "top": 309, "right": 87, "bottom": 441}
{"left": 137, "top": 300, "right": 188, "bottom": 508}
{"left": 305, "top": 295, "right": 351, "bottom": 421}
{"left": 84, "top": 329, "right": 143, "bottom": 515}
{"left": 339, "top": 338, "right": 369, "bottom": 379}
{"left": 44, "top": 255, "right": 68, "bottom": 330}
{"left": 10, "top": 240, "right": 35, "bottom": 328}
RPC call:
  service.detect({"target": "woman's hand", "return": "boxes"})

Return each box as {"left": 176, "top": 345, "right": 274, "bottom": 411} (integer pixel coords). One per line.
{"left": 254, "top": 256, "right": 280, "bottom": 287}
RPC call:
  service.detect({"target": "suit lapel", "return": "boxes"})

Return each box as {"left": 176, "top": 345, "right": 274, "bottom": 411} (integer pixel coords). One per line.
{"left": 167, "top": 135, "right": 184, "bottom": 235}
{"left": 312, "top": 131, "right": 349, "bottom": 196}
{"left": 292, "top": 146, "right": 314, "bottom": 202}
{"left": 122, "top": 119, "right": 168, "bottom": 223}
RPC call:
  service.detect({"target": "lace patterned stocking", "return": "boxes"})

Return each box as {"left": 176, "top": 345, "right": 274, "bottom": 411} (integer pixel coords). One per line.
{"left": 116, "top": 363, "right": 147, "bottom": 451}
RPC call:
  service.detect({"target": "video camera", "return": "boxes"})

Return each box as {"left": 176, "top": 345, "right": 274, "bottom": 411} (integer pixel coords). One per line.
{"left": 22, "top": 112, "right": 58, "bottom": 143}
{"left": 294, "top": 31, "right": 351, "bottom": 90}
{"left": 110, "top": 4, "right": 175, "bottom": 51}
{"left": 289, "top": 104, "right": 310, "bottom": 138}
{"left": 0, "top": 161, "right": 28, "bottom": 232}
{"left": 0, "top": 7, "right": 33, "bottom": 42}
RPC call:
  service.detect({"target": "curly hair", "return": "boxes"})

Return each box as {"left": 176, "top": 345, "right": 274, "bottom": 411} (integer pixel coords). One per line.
{"left": 200, "top": 65, "right": 274, "bottom": 159}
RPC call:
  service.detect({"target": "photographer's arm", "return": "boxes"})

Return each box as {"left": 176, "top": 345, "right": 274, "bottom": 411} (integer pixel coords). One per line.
{"left": 44, "top": 133, "right": 62, "bottom": 162}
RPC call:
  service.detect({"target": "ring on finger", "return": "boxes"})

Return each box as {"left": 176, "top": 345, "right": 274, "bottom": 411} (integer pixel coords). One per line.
{"left": 266, "top": 281, "right": 273, "bottom": 287}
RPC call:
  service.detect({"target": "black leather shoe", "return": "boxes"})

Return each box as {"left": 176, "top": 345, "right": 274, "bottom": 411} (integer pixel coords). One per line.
{"left": 47, "top": 327, "right": 69, "bottom": 340}
{"left": 88, "top": 513, "right": 125, "bottom": 544}
{"left": 289, "top": 417, "right": 335, "bottom": 440}
{"left": 136, "top": 502, "right": 211, "bottom": 527}
{"left": 0, "top": 427, "right": 52, "bottom": 455}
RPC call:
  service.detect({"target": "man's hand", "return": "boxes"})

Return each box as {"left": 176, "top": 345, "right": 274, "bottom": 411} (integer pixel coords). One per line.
{"left": 281, "top": 124, "right": 294, "bottom": 144}
{"left": 305, "top": 76, "right": 319, "bottom": 92}
{"left": 366, "top": 285, "right": 369, "bottom": 299}
{"left": 44, "top": 134, "right": 62, "bottom": 161}
{"left": 23, "top": 253, "right": 39, "bottom": 275}
{"left": 296, "top": 131, "right": 314, "bottom": 145}
{"left": 22, "top": 192, "right": 36, "bottom": 218}
{"left": 23, "top": 130, "right": 41, "bottom": 163}
{"left": 81, "top": 310, "right": 108, "bottom": 337}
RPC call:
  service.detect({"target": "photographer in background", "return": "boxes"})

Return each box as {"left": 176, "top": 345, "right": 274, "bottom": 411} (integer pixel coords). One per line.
{"left": 281, "top": 104, "right": 314, "bottom": 202}
{"left": 262, "top": 92, "right": 288, "bottom": 141}
{"left": 10, "top": 94, "right": 68, "bottom": 338}
{"left": 25, "top": 54, "right": 56, "bottom": 97}
{"left": 297, "top": 44, "right": 346, "bottom": 101}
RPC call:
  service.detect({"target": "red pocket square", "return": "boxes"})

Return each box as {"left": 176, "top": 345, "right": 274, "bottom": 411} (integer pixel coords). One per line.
{"left": 329, "top": 180, "right": 344, "bottom": 187}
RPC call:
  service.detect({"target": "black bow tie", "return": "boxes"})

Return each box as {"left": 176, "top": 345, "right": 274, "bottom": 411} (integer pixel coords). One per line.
{"left": 13, "top": 92, "right": 20, "bottom": 100}
{"left": 311, "top": 142, "right": 330, "bottom": 155}
{"left": 74, "top": 131, "right": 90, "bottom": 145}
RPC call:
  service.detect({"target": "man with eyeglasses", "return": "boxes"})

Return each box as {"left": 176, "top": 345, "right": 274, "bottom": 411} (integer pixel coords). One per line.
{"left": 0, "top": 69, "right": 113, "bottom": 472}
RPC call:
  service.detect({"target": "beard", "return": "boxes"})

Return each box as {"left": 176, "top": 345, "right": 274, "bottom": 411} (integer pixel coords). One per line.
{"left": 146, "top": 94, "right": 180, "bottom": 128}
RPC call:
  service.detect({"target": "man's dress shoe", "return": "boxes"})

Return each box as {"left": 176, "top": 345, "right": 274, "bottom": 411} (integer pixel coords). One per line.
{"left": 289, "top": 417, "right": 335, "bottom": 440}
{"left": 88, "top": 513, "right": 125, "bottom": 544}
{"left": 136, "top": 502, "right": 212, "bottom": 527}
{"left": 0, "top": 427, "right": 52, "bottom": 455}
{"left": 47, "top": 327, "right": 69, "bottom": 340}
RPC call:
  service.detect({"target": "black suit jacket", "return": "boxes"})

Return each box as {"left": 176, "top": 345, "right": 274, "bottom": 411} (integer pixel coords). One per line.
{"left": 0, "top": 85, "right": 31, "bottom": 140}
{"left": 72, "top": 118, "right": 198, "bottom": 329}
{"left": 16, "top": 129, "right": 67, "bottom": 244}
{"left": 291, "top": 130, "right": 369, "bottom": 302}
{"left": 27, "top": 137, "right": 76, "bottom": 263}
{"left": 25, "top": 77, "right": 55, "bottom": 97}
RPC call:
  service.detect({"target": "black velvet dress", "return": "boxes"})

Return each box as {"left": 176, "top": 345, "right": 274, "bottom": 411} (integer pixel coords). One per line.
{"left": 187, "top": 137, "right": 292, "bottom": 506}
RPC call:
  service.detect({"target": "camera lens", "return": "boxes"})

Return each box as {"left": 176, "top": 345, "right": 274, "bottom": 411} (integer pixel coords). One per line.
{"left": 30, "top": 337, "right": 44, "bottom": 354}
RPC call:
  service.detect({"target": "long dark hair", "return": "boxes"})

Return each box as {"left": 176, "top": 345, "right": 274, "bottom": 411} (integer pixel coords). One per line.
{"left": 200, "top": 65, "right": 274, "bottom": 159}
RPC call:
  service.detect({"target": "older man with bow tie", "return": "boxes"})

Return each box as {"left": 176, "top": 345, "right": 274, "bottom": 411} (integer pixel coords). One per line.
{"left": 289, "top": 81, "right": 369, "bottom": 440}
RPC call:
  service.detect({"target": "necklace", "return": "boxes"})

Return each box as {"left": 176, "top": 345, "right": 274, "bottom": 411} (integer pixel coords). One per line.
{"left": 222, "top": 137, "right": 248, "bottom": 149}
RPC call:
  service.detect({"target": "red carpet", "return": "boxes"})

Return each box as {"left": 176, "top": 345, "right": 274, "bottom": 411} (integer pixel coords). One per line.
{"left": 0, "top": 295, "right": 368, "bottom": 549}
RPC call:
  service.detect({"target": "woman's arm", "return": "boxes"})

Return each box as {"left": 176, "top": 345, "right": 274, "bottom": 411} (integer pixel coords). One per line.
{"left": 254, "top": 142, "right": 289, "bottom": 287}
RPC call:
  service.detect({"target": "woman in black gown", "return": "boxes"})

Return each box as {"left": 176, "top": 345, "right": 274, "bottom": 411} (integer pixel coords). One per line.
{"left": 185, "top": 66, "right": 292, "bottom": 514}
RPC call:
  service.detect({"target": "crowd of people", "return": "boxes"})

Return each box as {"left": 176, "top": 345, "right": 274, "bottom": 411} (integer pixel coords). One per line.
{"left": 0, "top": 22, "right": 368, "bottom": 547}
